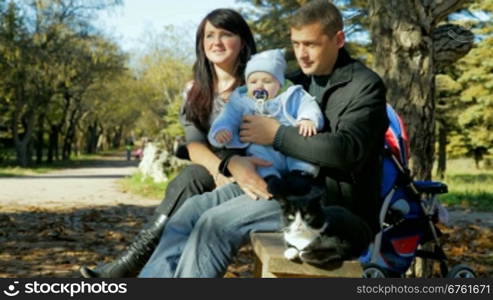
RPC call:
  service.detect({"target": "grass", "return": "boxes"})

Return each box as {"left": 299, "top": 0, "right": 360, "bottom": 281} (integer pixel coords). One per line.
{"left": 434, "top": 158, "right": 493, "bottom": 212}
{"left": 118, "top": 172, "right": 174, "bottom": 200}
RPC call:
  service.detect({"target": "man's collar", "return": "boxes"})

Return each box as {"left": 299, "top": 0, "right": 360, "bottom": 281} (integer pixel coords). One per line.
{"left": 326, "top": 48, "right": 353, "bottom": 88}
{"left": 287, "top": 47, "right": 354, "bottom": 89}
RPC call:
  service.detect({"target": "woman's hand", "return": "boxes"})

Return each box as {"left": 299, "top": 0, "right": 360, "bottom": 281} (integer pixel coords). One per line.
{"left": 228, "top": 155, "right": 273, "bottom": 200}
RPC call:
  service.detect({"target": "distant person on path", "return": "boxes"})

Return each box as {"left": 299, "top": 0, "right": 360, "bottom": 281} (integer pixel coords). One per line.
{"left": 125, "top": 140, "right": 133, "bottom": 161}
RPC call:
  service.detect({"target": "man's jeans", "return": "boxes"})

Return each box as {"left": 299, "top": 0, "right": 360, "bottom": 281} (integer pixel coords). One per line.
{"left": 138, "top": 182, "right": 282, "bottom": 278}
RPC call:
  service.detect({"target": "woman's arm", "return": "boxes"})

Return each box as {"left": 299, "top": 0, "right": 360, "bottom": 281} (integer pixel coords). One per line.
{"left": 226, "top": 155, "right": 272, "bottom": 200}
{"left": 187, "top": 142, "right": 221, "bottom": 174}
{"left": 179, "top": 83, "right": 232, "bottom": 187}
{"left": 187, "top": 142, "right": 232, "bottom": 187}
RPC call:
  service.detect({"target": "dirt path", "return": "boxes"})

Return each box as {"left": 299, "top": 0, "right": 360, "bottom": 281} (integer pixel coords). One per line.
{"left": 0, "top": 156, "right": 252, "bottom": 278}
{"left": 0, "top": 157, "right": 165, "bottom": 278}
{"left": 448, "top": 208, "right": 493, "bottom": 228}
{"left": 0, "top": 157, "right": 160, "bottom": 212}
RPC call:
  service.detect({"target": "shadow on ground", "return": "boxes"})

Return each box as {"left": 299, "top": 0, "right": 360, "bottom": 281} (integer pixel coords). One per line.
{"left": 0, "top": 205, "right": 253, "bottom": 278}
{"left": 1, "top": 204, "right": 489, "bottom": 278}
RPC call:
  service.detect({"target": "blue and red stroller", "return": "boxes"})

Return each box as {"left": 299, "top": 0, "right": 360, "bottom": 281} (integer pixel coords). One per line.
{"left": 359, "top": 105, "right": 476, "bottom": 278}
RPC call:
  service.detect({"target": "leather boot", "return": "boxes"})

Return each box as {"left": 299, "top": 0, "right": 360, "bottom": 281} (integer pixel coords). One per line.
{"left": 80, "top": 214, "right": 168, "bottom": 278}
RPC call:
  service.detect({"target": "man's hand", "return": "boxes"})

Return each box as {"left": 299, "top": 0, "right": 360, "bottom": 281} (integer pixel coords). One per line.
{"left": 239, "top": 115, "right": 281, "bottom": 146}
{"left": 298, "top": 119, "right": 317, "bottom": 136}
{"left": 228, "top": 155, "right": 273, "bottom": 200}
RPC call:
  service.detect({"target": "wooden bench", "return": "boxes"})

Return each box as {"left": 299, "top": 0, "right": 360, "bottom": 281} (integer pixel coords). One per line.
{"left": 250, "top": 232, "right": 363, "bottom": 278}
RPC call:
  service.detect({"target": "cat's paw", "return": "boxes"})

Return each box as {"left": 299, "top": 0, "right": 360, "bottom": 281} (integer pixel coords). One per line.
{"left": 284, "top": 247, "right": 300, "bottom": 261}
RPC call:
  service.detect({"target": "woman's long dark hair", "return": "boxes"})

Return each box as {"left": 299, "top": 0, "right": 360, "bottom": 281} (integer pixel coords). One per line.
{"left": 186, "top": 9, "right": 256, "bottom": 132}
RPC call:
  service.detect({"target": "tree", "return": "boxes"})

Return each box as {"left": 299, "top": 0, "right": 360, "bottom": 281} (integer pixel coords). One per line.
{"left": 131, "top": 28, "right": 192, "bottom": 152}
{"left": 367, "top": 0, "right": 474, "bottom": 180}
{"left": 0, "top": 0, "right": 123, "bottom": 166}
{"left": 434, "top": 0, "right": 493, "bottom": 173}
{"left": 435, "top": 73, "right": 463, "bottom": 178}
{"left": 0, "top": 2, "right": 34, "bottom": 166}
{"left": 455, "top": 40, "right": 493, "bottom": 167}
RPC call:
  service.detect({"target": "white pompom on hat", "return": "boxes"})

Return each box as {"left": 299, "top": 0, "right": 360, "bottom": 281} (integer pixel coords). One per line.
{"left": 244, "top": 49, "right": 287, "bottom": 86}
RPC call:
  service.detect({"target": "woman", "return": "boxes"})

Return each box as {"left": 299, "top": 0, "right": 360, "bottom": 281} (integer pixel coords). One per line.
{"left": 80, "top": 8, "right": 256, "bottom": 278}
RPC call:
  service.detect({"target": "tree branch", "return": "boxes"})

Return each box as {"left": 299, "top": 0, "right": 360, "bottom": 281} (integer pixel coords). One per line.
{"left": 425, "top": 0, "right": 471, "bottom": 24}
{"left": 433, "top": 24, "right": 473, "bottom": 71}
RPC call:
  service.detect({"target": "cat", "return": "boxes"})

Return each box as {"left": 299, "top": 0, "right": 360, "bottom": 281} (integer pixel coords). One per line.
{"left": 278, "top": 186, "right": 361, "bottom": 267}
{"left": 281, "top": 193, "right": 328, "bottom": 261}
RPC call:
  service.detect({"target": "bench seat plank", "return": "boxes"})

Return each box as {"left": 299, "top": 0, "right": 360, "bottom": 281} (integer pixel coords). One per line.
{"left": 250, "top": 232, "right": 363, "bottom": 278}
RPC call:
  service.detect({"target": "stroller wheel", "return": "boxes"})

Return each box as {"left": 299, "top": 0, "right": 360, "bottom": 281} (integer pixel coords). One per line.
{"left": 363, "top": 264, "right": 390, "bottom": 278}
{"left": 446, "top": 264, "right": 476, "bottom": 278}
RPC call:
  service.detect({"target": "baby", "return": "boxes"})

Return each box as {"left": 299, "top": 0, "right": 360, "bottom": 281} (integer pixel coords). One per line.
{"left": 208, "top": 49, "right": 324, "bottom": 198}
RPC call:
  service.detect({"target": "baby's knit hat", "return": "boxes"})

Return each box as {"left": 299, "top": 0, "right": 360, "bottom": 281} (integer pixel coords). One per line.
{"left": 245, "top": 49, "right": 287, "bottom": 86}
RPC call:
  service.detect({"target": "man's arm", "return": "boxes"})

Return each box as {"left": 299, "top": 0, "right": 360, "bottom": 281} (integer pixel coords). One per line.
{"left": 274, "top": 76, "right": 388, "bottom": 171}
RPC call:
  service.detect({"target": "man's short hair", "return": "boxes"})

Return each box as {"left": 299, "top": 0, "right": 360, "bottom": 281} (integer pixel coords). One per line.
{"left": 290, "top": 0, "right": 343, "bottom": 37}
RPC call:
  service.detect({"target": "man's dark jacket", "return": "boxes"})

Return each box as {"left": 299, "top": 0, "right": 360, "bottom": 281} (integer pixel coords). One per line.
{"left": 277, "top": 48, "right": 389, "bottom": 234}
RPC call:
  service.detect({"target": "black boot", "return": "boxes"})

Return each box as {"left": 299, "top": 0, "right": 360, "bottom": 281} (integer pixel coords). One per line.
{"left": 80, "top": 214, "right": 168, "bottom": 278}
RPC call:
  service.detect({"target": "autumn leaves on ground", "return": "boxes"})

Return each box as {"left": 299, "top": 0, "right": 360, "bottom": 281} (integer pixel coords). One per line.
{"left": 0, "top": 157, "right": 492, "bottom": 278}
{"left": 0, "top": 156, "right": 253, "bottom": 278}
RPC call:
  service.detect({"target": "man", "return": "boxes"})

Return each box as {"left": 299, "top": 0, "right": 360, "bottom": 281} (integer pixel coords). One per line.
{"left": 139, "top": 0, "right": 388, "bottom": 278}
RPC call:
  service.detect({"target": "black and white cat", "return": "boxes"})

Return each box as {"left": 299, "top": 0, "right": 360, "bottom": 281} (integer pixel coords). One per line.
{"left": 281, "top": 193, "right": 328, "bottom": 261}
{"left": 278, "top": 188, "right": 364, "bottom": 266}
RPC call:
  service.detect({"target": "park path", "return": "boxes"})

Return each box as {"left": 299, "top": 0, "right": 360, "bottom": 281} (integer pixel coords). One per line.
{"left": 0, "top": 156, "right": 165, "bottom": 278}
{"left": 0, "top": 156, "right": 160, "bottom": 212}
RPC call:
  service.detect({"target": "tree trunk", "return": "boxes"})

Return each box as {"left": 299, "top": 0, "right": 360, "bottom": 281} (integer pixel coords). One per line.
{"left": 52, "top": 92, "right": 73, "bottom": 161}
{"left": 47, "top": 125, "right": 60, "bottom": 163}
{"left": 369, "top": 0, "right": 435, "bottom": 180}
{"left": 473, "top": 149, "right": 482, "bottom": 169}
{"left": 13, "top": 108, "right": 36, "bottom": 167}
{"left": 35, "top": 114, "right": 45, "bottom": 164}
{"left": 436, "top": 121, "right": 447, "bottom": 179}
{"left": 112, "top": 126, "right": 123, "bottom": 149}
{"left": 62, "top": 109, "right": 78, "bottom": 161}
{"left": 368, "top": 0, "right": 468, "bottom": 180}
{"left": 86, "top": 122, "right": 97, "bottom": 154}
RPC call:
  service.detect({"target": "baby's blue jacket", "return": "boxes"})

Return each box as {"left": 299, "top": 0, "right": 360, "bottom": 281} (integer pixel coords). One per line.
{"left": 208, "top": 85, "right": 324, "bottom": 149}
{"left": 207, "top": 85, "right": 324, "bottom": 178}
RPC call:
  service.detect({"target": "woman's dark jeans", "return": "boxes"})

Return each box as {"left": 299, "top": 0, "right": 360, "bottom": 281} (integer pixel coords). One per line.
{"left": 155, "top": 164, "right": 216, "bottom": 217}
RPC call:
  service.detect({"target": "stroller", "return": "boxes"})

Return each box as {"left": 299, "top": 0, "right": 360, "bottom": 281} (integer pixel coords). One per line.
{"left": 359, "top": 105, "right": 476, "bottom": 278}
